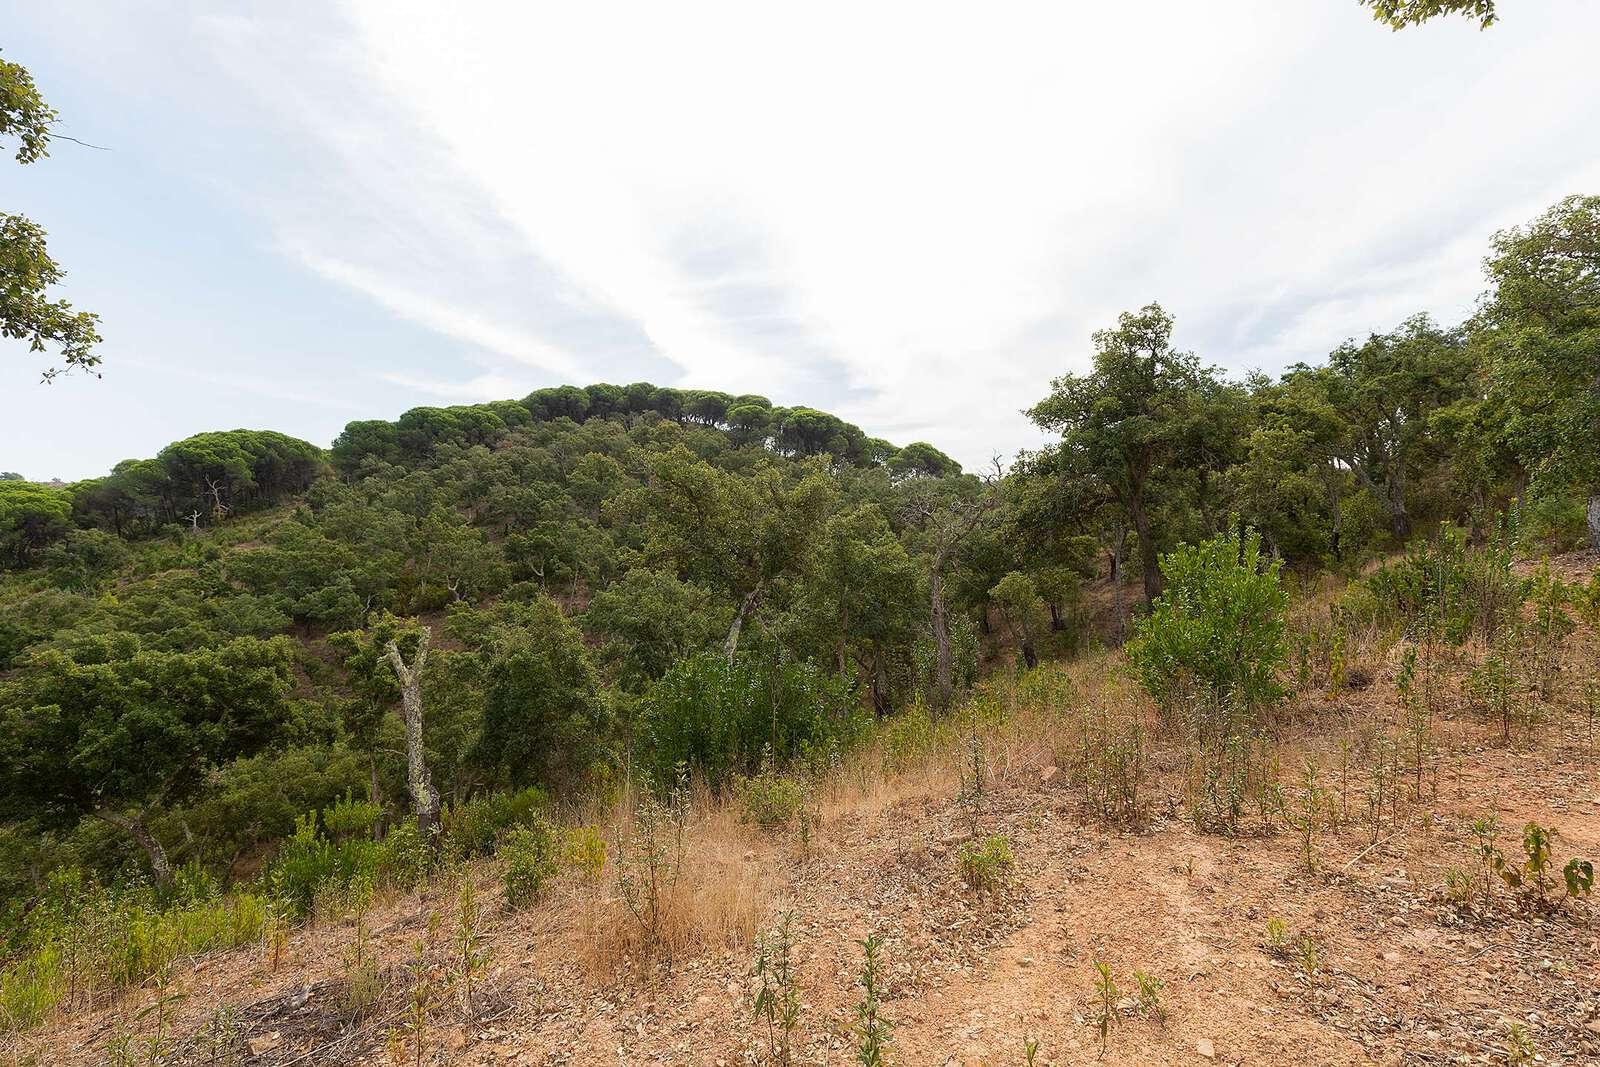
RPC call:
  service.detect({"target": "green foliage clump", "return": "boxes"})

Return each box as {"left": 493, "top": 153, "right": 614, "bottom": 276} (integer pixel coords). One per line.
{"left": 1127, "top": 527, "right": 1288, "bottom": 723}
{"left": 956, "top": 834, "right": 1015, "bottom": 895}
{"left": 501, "top": 815, "right": 561, "bottom": 909}
{"left": 439, "top": 787, "right": 549, "bottom": 863}
{"left": 640, "top": 652, "right": 857, "bottom": 791}
{"left": 740, "top": 762, "right": 808, "bottom": 830}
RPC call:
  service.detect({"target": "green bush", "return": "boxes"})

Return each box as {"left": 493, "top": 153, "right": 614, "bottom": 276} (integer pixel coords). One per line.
{"left": 640, "top": 652, "right": 859, "bottom": 790}
{"left": 957, "top": 834, "right": 1014, "bottom": 895}
{"left": 439, "top": 787, "right": 549, "bottom": 863}
{"left": 1127, "top": 527, "right": 1288, "bottom": 726}
{"left": 740, "top": 764, "right": 807, "bottom": 829}
{"left": 502, "top": 815, "right": 561, "bottom": 908}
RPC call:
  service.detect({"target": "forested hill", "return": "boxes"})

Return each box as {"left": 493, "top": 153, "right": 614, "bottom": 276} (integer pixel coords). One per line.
{"left": 0, "top": 381, "right": 995, "bottom": 889}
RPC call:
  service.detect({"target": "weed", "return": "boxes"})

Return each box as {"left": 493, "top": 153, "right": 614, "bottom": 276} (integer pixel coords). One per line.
{"left": 853, "top": 933, "right": 892, "bottom": 1067}
{"left": 404, "top": 938, "right": 434, "bottom": 1067}
{"left": 563, "top": 825, "right": 607, "bottom": 879}
{"left": 753, "top": 911, "right": 801, "bottom": 1066}
{"left": 1281, "top": 757, "right": 1327, "bottom": 872}
{"left": 1520, "top": 822, "right": 1554, "bottom": 898}
{"left": 1264, "top": 916, "right": 1288, "bottom": 950}
{"left": 1505, "top": 1020, "right": 1536, "bottom": 1066}
{"left": 340, "top": 879, "right": 383, "bottom": 1021}
{"left": 957, "top": 834, "right": 1015, "bottom": 896}
{"left": 1444, "top": 866, "right": 1475, "bottom": 906}
{"left": 1024, "top": 1036, "right": 1041, "bottom": 1066}
{"left": 1091, "top": 958, "right": 1118, "bottom": 1054}
{"left": 1133, "top": 969, "right": 1165, "bottom": 1022}
{"left": 616, "top": 774, "right": 689, "bottom": 956}
{"left": 1296, "top": 936, "right": 1319, "bottom": 979}
{"left": 455, "top": 877, "right": 490, "bottom": 1014}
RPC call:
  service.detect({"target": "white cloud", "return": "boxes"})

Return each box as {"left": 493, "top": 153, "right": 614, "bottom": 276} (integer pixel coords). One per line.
{"left": 210, "top": 0, "right": 1600, "bottom": 468}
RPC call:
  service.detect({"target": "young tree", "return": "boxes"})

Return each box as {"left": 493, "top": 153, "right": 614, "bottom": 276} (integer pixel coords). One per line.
{"left": 1, "top": 51, "right": 102, "bottom": 379}
{"left": 989, "top": 572, "right": 1048, "bottom": 669}
{"left": 0, "top": 637, "right": 296, "bottom": 883}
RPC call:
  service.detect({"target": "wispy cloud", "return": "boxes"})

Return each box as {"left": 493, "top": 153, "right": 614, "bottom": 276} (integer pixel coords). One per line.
{"left": 36, "top": 0, "right": 1593, "bottom": 475}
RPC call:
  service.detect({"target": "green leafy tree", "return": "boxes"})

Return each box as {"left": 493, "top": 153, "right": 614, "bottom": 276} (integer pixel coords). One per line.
{"left": 1294, "top": 314, "right": 1474, "bottom": 540}
{"left": 0, "top": 479, "right": 72, "bottom": 568}
{"left": 476, "top": 597, "right": 611, "bottom": 793}
{"left": 637, "top": 447, "right": 833, "bottom": 659}
{"left": 1, "top": 51, "right": 102, "bottom": 379}
{"left": 0, "top": 637, "right": 296, "bottom": 882}
{"left": 989, "top": 571, "right": 1049, "bottom": 669}
{"left": 1477, "top": 195, "right": 1600, "bottom": 547}
{"left": 1027, "top": 303, "right": 1241, "bottom": 605}
{"left": 582, "top": 568, "right": 728, "bottom": 692}
{"left": 1127, "top": 527, "right": 1288, "bottom": 727}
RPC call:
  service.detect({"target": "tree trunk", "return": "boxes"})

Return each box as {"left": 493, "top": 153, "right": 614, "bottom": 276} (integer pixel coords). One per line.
{"left": 724, "top": 583, "right": 765, "bottom": 661}
{"left": 1048, "top": 603, "right": 1062, "bottom": 632}
{"left": 931, "top": 567, "right": 953, "bottom": 712}
{"left": 1588, "top": 494, "right": 1600, "bottom": 551}
{"left": 96, "top": 809, "right": 172, "bottom": 886}
{"left": 1020, "top": 637, "right": 1038, "bottom": 670}
{"left": 384, "top": 628, "right": 440, "bottom": 847}
{"left": 1111, "top": 535, "right": 1127, "bottom": 645}
{"left": 1128, "top": 494, "right": 1161, "bottom": 605}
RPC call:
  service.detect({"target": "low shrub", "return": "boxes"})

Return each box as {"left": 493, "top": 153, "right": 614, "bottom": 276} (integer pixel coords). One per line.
{"left": 740, "top": 764, "right": 807, "bottom": 830}
{"left": 439, "top": 787, "right": 549, "bottom": 863}
{"left": 640, "top": 652, "right": 860, "bottom": 791}
{"left": 957, "top": 834, "right": 1014, "bottom": 895}
{"left": 502, "top": 815, "right": 561, "bottom": 908}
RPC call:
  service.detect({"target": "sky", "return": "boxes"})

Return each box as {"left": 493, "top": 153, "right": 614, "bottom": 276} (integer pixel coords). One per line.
{"left": 3, "top": 1, "right": 1599, "bottom": 481}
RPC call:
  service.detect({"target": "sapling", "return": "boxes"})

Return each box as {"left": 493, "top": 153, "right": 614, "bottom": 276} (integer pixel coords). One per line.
{"left": 753, "top": 911, "right": 801, "bottom": 1066}
{"left": 1133, "top": 969, "right": 1165, "bottom": 1022}
{"left": 1091, "top": 958, "right": 1118, "bottom": 1054}
{"left": 853, "top": 934, "right": 892, "bottom": 1067}
{"left": 1521, "top": 822, "right": 1554, "bottom": 898}
{"left": 1468, "top": 814, "right": 1502, "bottom": 912}
{"left": 455, "top": 876, "right": 489, "bottom": 1014}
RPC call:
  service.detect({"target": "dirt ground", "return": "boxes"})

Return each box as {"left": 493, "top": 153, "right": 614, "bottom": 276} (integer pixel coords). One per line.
{"left": 11, "top": 738, "right": 1598, "bottom": 1067}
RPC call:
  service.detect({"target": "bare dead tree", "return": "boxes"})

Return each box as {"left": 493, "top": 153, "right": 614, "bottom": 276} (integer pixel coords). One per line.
{"left": 384, "top": 627, "right": 441, "bottom": 846}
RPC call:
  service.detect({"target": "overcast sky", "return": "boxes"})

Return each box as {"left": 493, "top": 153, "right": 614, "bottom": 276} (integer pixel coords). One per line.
{"left": 4, "top": 1, "right": 1599, "bottom": 481}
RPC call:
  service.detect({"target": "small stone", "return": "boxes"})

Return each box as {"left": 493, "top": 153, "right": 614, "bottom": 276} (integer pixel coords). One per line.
{"left": 247, "top": 1032, "right": 281, "bottom": 1056}
{"left": 1196, "top": 1038, "right": 1216, "bottom": 1059}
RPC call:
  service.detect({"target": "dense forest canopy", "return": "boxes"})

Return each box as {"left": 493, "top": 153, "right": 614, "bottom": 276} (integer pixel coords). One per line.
{"left": 2, "top": 192, "right": 1598, "bottom": 896}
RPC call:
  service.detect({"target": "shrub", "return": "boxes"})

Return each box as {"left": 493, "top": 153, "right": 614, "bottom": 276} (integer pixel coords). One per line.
{"left": 740, "top": 762, "right": 807, "bottom": 830}
{"left": 563, "top": 825, "right": 607, "bottom": 879}
{"left": 640, "top": 652, "right": 859, "bottom": 791}
{"left": 501, "top": 816, "right": 561, "bottom": 908}
{"left": 1126, "top": 527, "right": 1288, "bottom": 727}
{"left": 957, "top": 834, "right": 1014, "bottom": 895}
{"left": 439, "top": 787, "right": 549, "bottom": 863}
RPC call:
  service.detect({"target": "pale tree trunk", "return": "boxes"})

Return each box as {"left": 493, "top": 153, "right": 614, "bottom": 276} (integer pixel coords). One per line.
{"left": 96, "top": 809, "right": 172, "bottom": 886}
{"left": 724, "top": 583, "right": 765, "bottom": 661}
{"left": 1587, "top": 494, "right": 1600, "bottom": 551}
{"left": 384, "top": 628, "right": 440, "bottom": 847}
